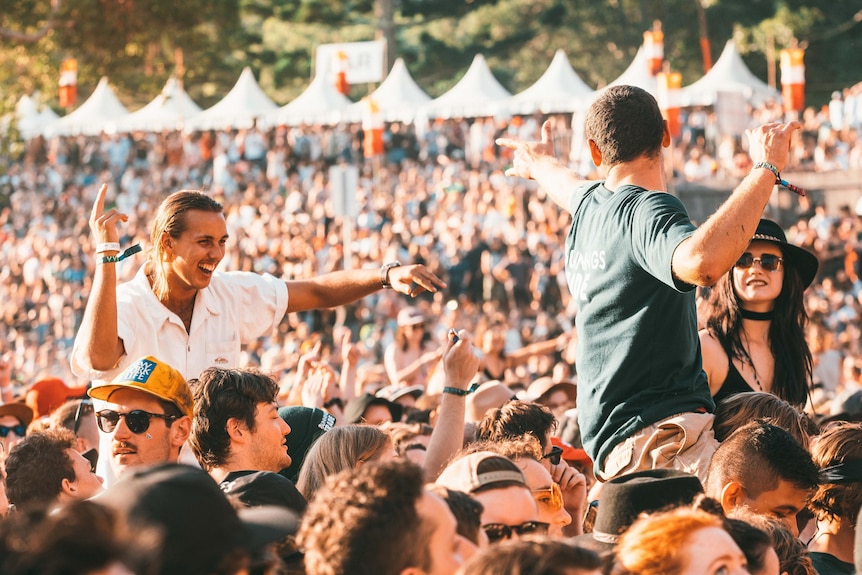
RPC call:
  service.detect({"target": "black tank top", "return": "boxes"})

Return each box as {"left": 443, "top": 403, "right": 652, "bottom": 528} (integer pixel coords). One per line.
{"left": 713, "top": 348, "right": 756, "bottom": 404}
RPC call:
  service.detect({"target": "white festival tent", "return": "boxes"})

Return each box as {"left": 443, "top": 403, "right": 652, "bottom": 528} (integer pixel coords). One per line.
{"left": 341, "top": 58, "right": 432, "bottom": 124}
{"left": 114, "top": 77, "right": 202, "bottom": 133}
{"left": 185, "top": 67, "right": 278, "bottom": 131}
{"left": 14, "top": 93, "right": 59, "bottom": 139}
{"left": 606, "top": 46, "right": 658, "bottom": 97}
{"left": 679, "top": 41, "right": 781, "bottom": 107}
{"left": 264, "top": 72, "right": 352, "bottom": 127}
{"left": 423, "top": 54, "right": 512, "bottom": 119}
{"left": 506, "top": 50, "right": 595, "bottom": 114}
{"left": 43, "top": 77, "right": 129, "bottom": 137}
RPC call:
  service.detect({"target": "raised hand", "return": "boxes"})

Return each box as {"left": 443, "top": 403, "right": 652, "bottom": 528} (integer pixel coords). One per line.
{"left": 745, "top": 121, "right": 802, "bottom": 173}
{"left": 496, "top": 120, "right": 556, "bottom": 180}
{"left": 89, "top": 184, "right": 128, "bottom": 246}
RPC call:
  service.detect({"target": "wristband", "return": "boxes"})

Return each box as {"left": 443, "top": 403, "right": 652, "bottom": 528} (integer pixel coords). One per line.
{"left": 381, "top": 261, "right": 401, "bottom": 289}
{"left": 97, "top": 243, "right": 142, "bottom": 265}
{"left": 753, "top": 161, "right": 780, "bottom": 180}
{"left": 442, "top": 382, "right": 481, "bottom": 396}
{"left": 95, "top": 242, "right": 121, "bottom": 254}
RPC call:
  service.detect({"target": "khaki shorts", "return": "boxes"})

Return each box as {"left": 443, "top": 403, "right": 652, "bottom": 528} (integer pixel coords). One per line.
{"left": 598, "top": 411, "right": 718, "bottom": 485}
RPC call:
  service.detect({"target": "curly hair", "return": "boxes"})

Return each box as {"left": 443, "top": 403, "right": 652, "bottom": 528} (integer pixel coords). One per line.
{"left": 809, "top": 422, "right": 862, "bottom": 524}
{"left": 298, "top": 460, "right": 432, "bottom": 575}
{"left": 474, "top": 400, "right": 556, "bottom": 451}
{"left": 5, "top": 428, "right": 77, "bottom": 510}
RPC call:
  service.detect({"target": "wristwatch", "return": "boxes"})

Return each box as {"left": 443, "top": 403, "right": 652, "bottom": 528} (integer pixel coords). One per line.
{"left": 381, "top": 261, "right": 401, "bottom": 289}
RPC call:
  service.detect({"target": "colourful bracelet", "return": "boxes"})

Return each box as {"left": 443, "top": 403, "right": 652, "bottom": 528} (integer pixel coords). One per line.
{"left": 97, "top": 244, "right": 142, "bottom": 265}
{"left": 442, "top": 382, "right": 481, "bottom": 396}
{"left": 753, "top": 161, "right": 806, "bottom": 196}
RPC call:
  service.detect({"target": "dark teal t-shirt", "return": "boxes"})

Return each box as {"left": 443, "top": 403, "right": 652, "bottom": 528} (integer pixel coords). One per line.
{"left": 565, "top": 182, "right": 714, "bottom": 470}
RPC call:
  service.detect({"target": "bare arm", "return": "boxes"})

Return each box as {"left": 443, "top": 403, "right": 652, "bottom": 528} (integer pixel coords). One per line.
{"left": 698, "top": 329, "right": 730, "bottom": 396}
{"left": 285, "top": 264, "right": 445, "bottom": 313}
{"left": 496, "top": 120, "right": 592, "bottom": 211}
{"left": 672, "top": 122, "right": 802, "bottom": 286}
{"left": 74, "top": 184, "right": 127, "bottom": 372}
{"left": 423, "top": 330, "right": 480, "bottom": 482}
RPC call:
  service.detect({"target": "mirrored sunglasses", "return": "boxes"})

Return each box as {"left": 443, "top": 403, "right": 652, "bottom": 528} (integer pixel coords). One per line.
{"left": 735, "top": 253, "right": 783, "bottom": 272}
{"left": 96, "top": 409, "right": 178, "bottom": 435}
{"left": 482, "top": 521, "right": 549, "bottom": 543}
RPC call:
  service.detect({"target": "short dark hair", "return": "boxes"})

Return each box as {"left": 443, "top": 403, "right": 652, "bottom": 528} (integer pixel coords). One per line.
{"left": 585, "top": 85, "right": 665, "bottom": 166}
{"left": 713, "top": 392, "right": 813, "bottom": 448}
{"left": 460, "top": 538, "right": 601, "bottom": 575}
{"left": 426, "top": 485, "right": 484, "bottom": 545}
{"left": 706, "top": 420, "right": 819, "bottom": 498}
{"left": 50, "top": 399, "right": 94, "bottom": 433}
{"left": 474, "top": 400, "right": 555, "bottom": 451}
{"left": 5, "top": 429, "right": 77, "bottom": 510}
{"left": 188, "top": 368, "right": 279, "bottom": 471}
{"left": 299, "top": 460, "right": 433, "bottom": 575}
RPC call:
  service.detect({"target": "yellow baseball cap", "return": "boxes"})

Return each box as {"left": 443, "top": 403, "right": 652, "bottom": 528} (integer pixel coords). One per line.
{"left": 88, "top": 356, "right": 193, "bottom": 418}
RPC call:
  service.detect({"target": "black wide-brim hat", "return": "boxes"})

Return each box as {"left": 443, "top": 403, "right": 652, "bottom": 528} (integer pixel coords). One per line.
{"left": 751, "top": 219, "right": 819, "bottom": 288}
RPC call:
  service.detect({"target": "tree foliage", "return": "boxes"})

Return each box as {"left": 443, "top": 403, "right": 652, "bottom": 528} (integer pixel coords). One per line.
{"left": 1, "top": 0, "right": 860, "bottom": 125}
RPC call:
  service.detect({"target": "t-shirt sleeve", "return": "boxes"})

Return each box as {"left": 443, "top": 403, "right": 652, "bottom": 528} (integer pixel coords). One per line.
{"left": 630, "top": 192, "right": 697, "bottom": 291}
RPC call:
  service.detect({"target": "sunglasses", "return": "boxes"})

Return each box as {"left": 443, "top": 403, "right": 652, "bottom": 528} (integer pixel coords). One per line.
{"left": 96, "top": 409, "right": 178, "bottom": 435}
{"left": 482, "top": 521, "right": 549, "bottom": 543}
{"left": 542, "top": 445, "right": 563, "bottom": 466}
{"left": 533, "top": 483, "right": 564, "bottom": 512}
{"left": 0, "top": 424, "right": 26, "bottom": 438}
{"left": 735, "top": 253, "right": 783, "bottom": 272}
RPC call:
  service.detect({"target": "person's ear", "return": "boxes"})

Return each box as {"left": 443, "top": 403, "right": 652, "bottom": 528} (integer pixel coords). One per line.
{"left": 160, "top": 232, "right": 173, "bottom": 256}
{"left": 399, "top": 567, "right": 425, "bottom": 575}
{"left": 588, "top": 139, "right": 602, "bottom": 167}
{"left": 720, "top": 481, "right": 746, "bottom": 513}
{"left": 225, "top": 417, "right": 245, "bottom": 443}
{"left": 60, "top": 477, "right": 75, "bottom": 497}
{"left": 171, "top": 416, "right": 192, "bottom": 448}
{"left": 662, "top": 119, "right": 671, "bottom": 148}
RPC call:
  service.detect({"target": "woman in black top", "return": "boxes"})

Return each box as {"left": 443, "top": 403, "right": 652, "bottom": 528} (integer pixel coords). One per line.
{"left": 699, "top": 219, "right": 818, "bottom": 407}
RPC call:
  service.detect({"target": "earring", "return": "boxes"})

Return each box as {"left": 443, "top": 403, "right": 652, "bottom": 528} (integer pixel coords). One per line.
{"left": 146, "top": 433, "right": 152, "bottom": 440}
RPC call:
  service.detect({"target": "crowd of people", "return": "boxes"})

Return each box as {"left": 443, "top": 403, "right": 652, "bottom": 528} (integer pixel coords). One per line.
{"left": 0, "top": 80, "right": 862, "bottom": 574}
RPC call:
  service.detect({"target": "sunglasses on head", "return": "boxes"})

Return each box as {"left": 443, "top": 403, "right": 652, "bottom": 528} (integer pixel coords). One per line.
{"left": 735, "top": 253, "right": 783, "bottom": 272}
{"left": 533, "top": 483, "right": 564, "bottom": 512}
{"left": 482, "top": 521, "right": 549, "bottom": 543}
{"left": 542, "top": 445, "right": 563, "bottom": 466}
{"left": 96, "top": 409, "right": 178, "bottom": 435}
{"left": 0, "top": 424, "right": 26, "bottom": 438}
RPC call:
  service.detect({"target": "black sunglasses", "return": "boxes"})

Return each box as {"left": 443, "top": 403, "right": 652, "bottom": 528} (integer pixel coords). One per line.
{"left": 482, "top": 521, "right": 549, "bottom": 543}
{"left": 735, "top": 253, "right": 783, "bottom": 272}
{"left": 96, "top": 409, "right": 178, "bottom": 435}
{"left": 73, "top": 399, "right": 92, "bottom": 435}
{"left": 0, "top": 424, "right": 26, "bottom": 438}
{"left": 542, "top": 445, "right": 563, "bottom": 466}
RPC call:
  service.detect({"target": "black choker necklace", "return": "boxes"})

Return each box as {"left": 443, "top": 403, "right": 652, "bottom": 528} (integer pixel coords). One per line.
{"left": 740, "top": 309, "right": 774, "bottom": 321}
